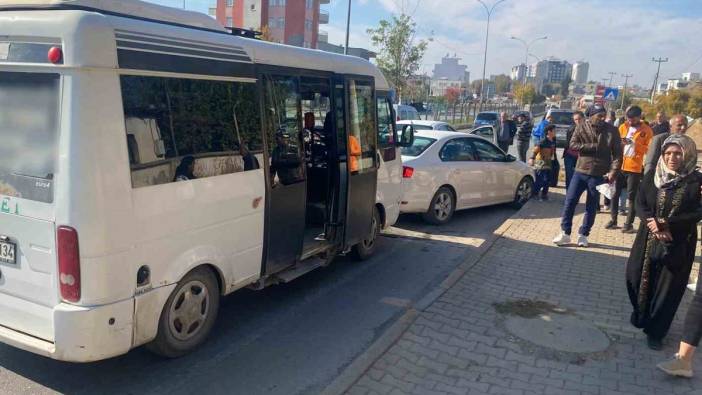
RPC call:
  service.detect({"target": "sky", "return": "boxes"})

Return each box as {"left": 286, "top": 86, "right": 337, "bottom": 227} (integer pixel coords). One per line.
{"left": 147, "top": 0, "right": 702, "bottom": 88}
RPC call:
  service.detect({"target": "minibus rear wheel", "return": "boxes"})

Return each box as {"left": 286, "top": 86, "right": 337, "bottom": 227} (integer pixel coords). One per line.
{"left": 352, "top": 206, "right": 381, "bottom": 261}
{"left": 147, "top": 267, "right": 220, "bottom": 358}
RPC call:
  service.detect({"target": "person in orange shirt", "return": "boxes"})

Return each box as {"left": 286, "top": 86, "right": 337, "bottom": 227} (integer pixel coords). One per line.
{"left": 348, "top": 134, "right": 362, "bottom": 173}
{"left": 605, "top": 105, "right": 653, "bottom": 233}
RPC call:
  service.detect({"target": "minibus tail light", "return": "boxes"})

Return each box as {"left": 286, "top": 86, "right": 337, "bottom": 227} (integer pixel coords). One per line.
{"left": 57, "top": 226, "right": 80, "bottom": 303}
{"left": 402, "top": 166, "right": 414, "bottom": 178}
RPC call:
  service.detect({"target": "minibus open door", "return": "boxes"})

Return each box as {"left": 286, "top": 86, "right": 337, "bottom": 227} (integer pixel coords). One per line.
{"left": 338, "top": 77, "right": 378, "bottom": 250}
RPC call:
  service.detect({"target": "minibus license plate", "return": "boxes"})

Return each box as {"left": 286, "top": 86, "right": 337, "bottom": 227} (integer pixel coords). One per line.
{"left": 0, "top": 240, "right": 16, "bottom": 264}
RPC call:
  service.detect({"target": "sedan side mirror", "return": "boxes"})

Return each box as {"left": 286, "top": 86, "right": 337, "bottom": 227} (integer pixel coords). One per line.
{"left": 505, "top": 154, "right": 517, "bottom": 162}
{"left": 399, "top": 124, "right": 415, "bottom": 148}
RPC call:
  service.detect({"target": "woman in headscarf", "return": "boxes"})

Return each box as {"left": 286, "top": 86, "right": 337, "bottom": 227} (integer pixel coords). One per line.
{"left": 626, "top": 134, "right": 702, "bottom": 350}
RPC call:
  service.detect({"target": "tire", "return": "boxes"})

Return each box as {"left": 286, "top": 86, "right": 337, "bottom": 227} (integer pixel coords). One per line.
{"left": 512, "top": 177, "right": 534, "bottom": 208}
{"left": 423, "top": 187, "right": 455, "bottom": 225}
{"left": 352, "top": 206, "right": 381, "bottom": 261}
{"left": 147, "top": 267, "right": 220, "bottom": 358}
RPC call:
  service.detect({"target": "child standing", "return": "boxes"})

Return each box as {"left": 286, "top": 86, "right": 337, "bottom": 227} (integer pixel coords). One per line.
{"left": 529, "top": 125, "right": 557, "bottom": 201}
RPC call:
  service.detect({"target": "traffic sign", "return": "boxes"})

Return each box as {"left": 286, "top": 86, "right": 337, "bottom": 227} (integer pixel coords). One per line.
{"left": 604, "top": 88, "right": 619, "bottom": 101}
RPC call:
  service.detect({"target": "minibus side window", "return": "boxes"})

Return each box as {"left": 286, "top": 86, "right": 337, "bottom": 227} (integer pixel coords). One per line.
{"left": 377, "top": 97, "right": 396, "bottom": 162}
{"left": 120, "top": 75, "right": 264, "bottom": 188}
{"left": 262, "top": 75, "right": 304, "bottom": 187}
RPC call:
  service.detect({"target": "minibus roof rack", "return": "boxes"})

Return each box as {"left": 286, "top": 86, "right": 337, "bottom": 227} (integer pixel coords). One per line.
{"left": 227, "top": 27, "right": 261, "bottom": 40}
{"left": 0, "top": 0, "right": 228, "bottom": 33}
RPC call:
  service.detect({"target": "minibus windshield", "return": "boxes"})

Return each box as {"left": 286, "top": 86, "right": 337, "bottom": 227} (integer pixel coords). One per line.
{"left": 0, "top": 72, "right": 60, "bottom": 203}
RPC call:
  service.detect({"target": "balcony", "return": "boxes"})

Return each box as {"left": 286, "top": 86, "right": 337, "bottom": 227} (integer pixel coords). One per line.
{"left": 319, "top": 10, "right": 329, "bottom": 24}
{"left": 318, "top": 30, "right": 328, "bottom": 43}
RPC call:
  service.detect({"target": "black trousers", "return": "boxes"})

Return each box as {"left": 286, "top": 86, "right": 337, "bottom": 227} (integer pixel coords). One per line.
{"left": 611, "top": 171, "right": 642, "bottom": 225}
{"left": 683, "top": 273, "right": 702, "bottom": 347}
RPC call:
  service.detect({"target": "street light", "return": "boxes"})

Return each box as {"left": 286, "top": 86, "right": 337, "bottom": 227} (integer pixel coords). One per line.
{"left": 477, "top": 0, "right": 506, "bottom": 111}
{"left": 510, "top": 35, "right": 547, "bottom": 84}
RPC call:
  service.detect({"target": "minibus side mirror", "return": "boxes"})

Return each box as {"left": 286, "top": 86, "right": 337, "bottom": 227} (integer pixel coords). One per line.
{"left": 399, "top": 124, "right": 415, "bottom": 148}
{"left": 154, "top": 139, "right": 166, "bottom": 158}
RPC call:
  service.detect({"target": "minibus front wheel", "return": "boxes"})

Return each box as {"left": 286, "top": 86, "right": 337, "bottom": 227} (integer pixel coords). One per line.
{"left": 352, "top": 206, "right": 381, "bottom": 261}
{"left": 147, "top": 267, "right": 221, "bottom": 358}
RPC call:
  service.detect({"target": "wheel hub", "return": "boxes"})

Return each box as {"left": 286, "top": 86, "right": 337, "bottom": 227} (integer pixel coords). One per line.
{"left": 169, "top": 280, "right": 210, "bottom": 341}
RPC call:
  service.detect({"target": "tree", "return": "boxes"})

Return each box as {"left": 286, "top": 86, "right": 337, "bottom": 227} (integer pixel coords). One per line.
{"left": 560, "top": 76, "right": 572, "bottom": 97}
{"left": 259, "top": 25, "right": 275, "bottom": 42}
{"left": 367, "top": 14, "right": 429, "bottom": 102}
{"left": 493, "top": 75, "right": 511, "bottom": 94}
{"left": 514, "top": 83, "right": 537, "bottom": 105}
{"left": 445, "top": 87, "right": 461, "bottom": 105}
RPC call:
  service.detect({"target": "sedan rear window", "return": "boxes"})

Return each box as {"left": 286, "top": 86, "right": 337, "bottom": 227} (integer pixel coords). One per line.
{"left": 549, "top": 112, "right": 574, "bottom": 125}
{"left": 401, "top": 137, "right": 436, "bottom": 157}
{"left": 400, "top": 124, "right": 433, "bottom": 130}
{"left": 476, "top": 113, "right": 497, "bottom": 121}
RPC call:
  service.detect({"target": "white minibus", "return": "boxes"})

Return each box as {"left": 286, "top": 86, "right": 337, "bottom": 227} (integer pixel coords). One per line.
{"left": 0, "top": 0, "right": 413, "bottom": 362}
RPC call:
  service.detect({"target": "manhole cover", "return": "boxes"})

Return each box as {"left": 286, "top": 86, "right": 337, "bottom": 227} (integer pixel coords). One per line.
{"left": 505, "top": 314, "right": 610, "bottom": 353}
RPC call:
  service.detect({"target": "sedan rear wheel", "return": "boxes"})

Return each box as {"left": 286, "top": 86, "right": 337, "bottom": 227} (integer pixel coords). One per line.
{"left": 423, "top": 187, "right": 455, "bottom": 225}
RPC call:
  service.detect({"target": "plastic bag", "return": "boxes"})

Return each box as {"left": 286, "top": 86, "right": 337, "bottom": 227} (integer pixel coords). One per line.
{"left": 596, "top": 182, "right": 615, "bottom": 200}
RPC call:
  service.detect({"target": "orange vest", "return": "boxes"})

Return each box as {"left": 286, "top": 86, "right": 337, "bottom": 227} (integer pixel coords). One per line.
{"left": 619, "top": 122, "right": 653, "bottom": 173}
{"left": 349, "top": 135, "right": 361, "bottom": 172}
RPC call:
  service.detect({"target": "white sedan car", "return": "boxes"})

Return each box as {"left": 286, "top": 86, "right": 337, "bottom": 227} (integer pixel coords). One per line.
{"left": 397, "top": 120, "right": 459, "bottom": 132}
{"left": 400, "top": 130, "right": 534, "bottom": 224}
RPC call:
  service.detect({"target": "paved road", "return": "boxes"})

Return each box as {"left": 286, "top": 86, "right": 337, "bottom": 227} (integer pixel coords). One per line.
{"left": 0, "top": 205, "right": 516, "bottom": 395}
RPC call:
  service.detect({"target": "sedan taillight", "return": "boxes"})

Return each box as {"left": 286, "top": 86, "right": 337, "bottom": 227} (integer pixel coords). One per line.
{"left": 402, "top": 166, "right": 414, "bottom": 178}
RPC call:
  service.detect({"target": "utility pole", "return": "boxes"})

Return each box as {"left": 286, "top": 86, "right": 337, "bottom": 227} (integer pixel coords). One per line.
{"left": 650, "top": 57, "right": 669, "bottom": 102}
{"left": 344, "top": 0, "right": 351, "bottom": 55}
{"left": 620, "top": 73, "right": 633, "bottom": 110}
{"left": 607, "top": 71, "right": 617, "bottom": 87}
{"left": 477, "top": 0, "right": 506, "bottom": 112}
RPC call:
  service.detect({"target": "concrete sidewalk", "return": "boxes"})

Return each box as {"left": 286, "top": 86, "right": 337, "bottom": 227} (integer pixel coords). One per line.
{"left": 341, "top": 188, "right": 702, "bottom": 395}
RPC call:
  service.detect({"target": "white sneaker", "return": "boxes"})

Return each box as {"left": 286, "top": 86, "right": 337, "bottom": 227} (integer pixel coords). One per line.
{"left": 577, "top": 234, "right": 589, "bottom": 247}
{"left": 657, "top": 354, "right": 693, "bottom": 378}
{"left": 553, "top": 232, "right": 571, "bottom": 246}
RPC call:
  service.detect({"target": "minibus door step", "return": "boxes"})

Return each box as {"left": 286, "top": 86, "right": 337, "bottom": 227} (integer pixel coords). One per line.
{"left": 275, "top": 258, "right": 326, "bottom": 283}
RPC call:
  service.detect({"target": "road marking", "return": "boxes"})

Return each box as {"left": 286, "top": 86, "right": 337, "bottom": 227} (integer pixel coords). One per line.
{"left": 379, "top": 297, "right": 411, "bottom": 308}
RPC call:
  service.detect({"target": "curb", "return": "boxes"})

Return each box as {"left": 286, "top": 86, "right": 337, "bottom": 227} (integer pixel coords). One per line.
{"left": 320, "top": 203, "right": 530, "bottom": 395}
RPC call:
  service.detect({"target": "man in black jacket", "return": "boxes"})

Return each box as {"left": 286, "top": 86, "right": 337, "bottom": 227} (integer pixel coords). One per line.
{"left": 563, "top": 111, "right": 584, "bottom": 190}
{"left": 553, "top": 105, "right": 622, "bottom": 248}
{"left": 515, "top": 113, "right": 533, "bottom": 162}
{"left": 496, "top": 111, "right": 517, "bottom": 153}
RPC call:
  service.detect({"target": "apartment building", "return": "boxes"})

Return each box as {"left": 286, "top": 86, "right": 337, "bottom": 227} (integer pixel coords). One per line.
{"left": 211, "top": 0, "right": 329, "bottom": 48}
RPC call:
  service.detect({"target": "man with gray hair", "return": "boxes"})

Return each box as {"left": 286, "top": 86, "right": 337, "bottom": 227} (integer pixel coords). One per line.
{"left": 644, "top": 114, "right": 688, "bottom": 175}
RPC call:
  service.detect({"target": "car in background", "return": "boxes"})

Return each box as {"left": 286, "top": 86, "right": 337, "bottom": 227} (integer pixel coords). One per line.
{"left": 397, "top": 120, "right": 458, "bottom": 132}
{"left": 512, "top": 110, "right": 532, "bottom": 121}
{"left": 394, "top": 104, "right": 420, "bottom": 121}
{"left": 547, "top": 109, "right": 575, "bottom": 148}
{"left": 474, "top": 111, "right": 499, "bottom": 127}
{"left": 468, "top": 125, "right": 497, "bottom": 144}
{"left": 400, "top": 130, "right": 534, "bottom": 225}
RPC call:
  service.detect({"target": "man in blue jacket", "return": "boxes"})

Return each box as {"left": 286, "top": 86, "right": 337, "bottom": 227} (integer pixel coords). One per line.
{"left": 532, "top": 113, "right": 553, "bottom": 148}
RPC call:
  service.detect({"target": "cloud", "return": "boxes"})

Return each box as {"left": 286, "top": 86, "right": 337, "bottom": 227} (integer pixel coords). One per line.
{"left": 344, "top": 0, "right": 702, "bottom": 87}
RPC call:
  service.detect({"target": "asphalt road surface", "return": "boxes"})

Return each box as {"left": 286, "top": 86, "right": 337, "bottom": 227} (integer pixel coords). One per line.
{"left": 0, "top": 204, "right": 516, "bottom": 395}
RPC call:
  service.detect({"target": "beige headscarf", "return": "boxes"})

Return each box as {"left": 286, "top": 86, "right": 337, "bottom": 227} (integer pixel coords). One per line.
{"left": 654, "top": 134, "right": 698, "bottom": 189}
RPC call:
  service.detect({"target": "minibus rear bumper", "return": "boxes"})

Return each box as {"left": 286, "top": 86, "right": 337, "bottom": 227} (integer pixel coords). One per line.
{"left": 0, "top": 298, "right": 134, "bottom": 363}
